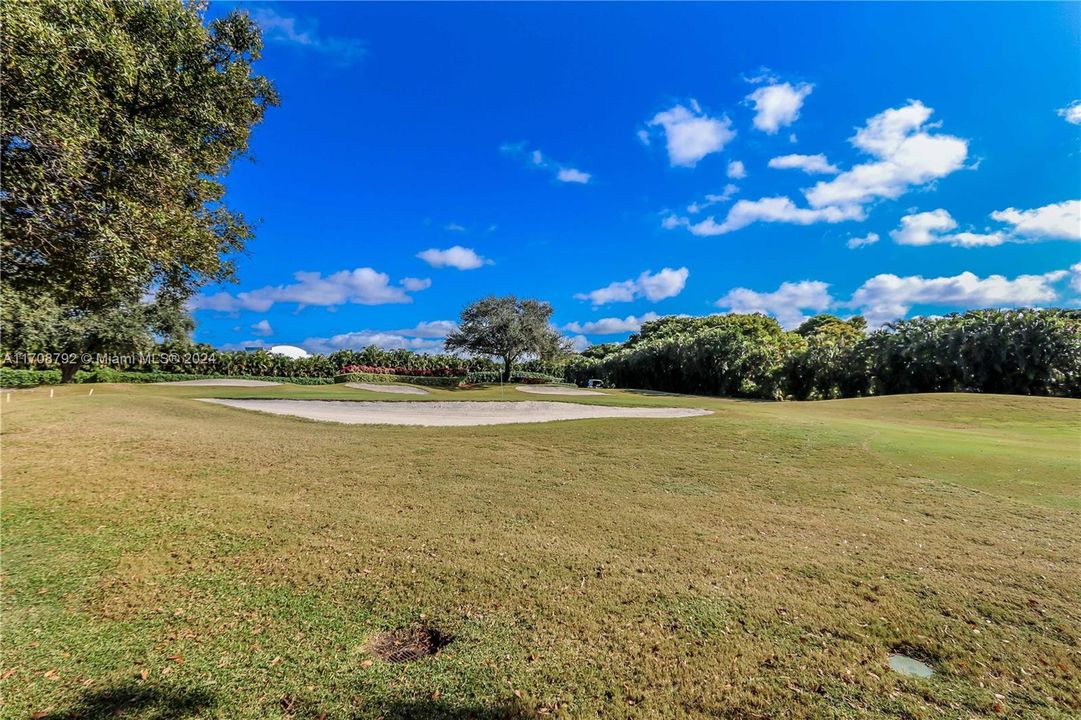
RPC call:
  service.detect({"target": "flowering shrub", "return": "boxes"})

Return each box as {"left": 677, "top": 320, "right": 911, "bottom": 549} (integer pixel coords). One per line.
{"left": 339, "top": 364, "right": 466, "bottom": 377}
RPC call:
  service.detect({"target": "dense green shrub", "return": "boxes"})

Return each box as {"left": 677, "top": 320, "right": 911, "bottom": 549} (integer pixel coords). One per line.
{"left": 333, "top": 372, "right": 464, "bottom": 388}
{"left": 0, "top": 368, "right": 62, "bottom": 387}
{"left": 464, "top": 371, "right": 501, "bottom": 384}
{"left": 463, "top": 370, "right": 568, "bottom": 385}
{"left": 510, "top": 371, "right": 566, "bottom": 384}
{"left": 0, "top": 367, "right": 334, "bottom": 387}
{"left": 569, "top": 309, "right": 1081, "bottom": 401}
{"left": 863, "top": 309, "right": 1081, "bottom": 397}
{"left": 2, "top": 343, "right": 501, "bottom": 379}
{"left": 572, "top": 314, "right": 800, "bottom": 399}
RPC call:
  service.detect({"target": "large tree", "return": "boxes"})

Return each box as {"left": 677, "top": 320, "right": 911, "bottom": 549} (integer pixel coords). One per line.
{"left": 445, "top": 296, "right": 569, "bottom": 381}
{"left": 1, "top": 0, "right": 277, "bottom": 361}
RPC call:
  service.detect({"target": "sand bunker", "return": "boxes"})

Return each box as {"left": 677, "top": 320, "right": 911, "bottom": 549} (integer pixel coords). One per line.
{"left": 198, "top": 399, "right": 710, "bottom": 427}
{"left": 515, "top": 385, "right": 602, "bottom": 396}
{"left": 345, "top": 382, "right": 429, "bottom": 395}
{"left": 158, "top": 379, "right": 281, "bottom": 387}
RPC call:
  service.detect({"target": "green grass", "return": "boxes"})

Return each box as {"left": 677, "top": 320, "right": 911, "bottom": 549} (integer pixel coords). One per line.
{"left": 1, "top": 384, "right": 1079, "bottom": 719}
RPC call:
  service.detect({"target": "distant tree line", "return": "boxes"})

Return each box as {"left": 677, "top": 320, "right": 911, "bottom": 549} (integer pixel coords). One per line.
{"left": 565, "top": 308, "right": 1081, "bottom": 400}
{"left": 4, "top": 306, "right": 1078, "bottom": 399}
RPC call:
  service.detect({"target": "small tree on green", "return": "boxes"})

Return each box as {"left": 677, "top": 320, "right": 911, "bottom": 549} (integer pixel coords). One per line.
{"left": 445, "top": 296, "right": 569, "bottom": 381}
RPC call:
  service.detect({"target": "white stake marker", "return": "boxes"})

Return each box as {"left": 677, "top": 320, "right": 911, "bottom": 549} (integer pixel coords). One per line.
{"left": 50, "top": 388, "right": 54, "bottom": 398}
{"left": 89, "top": 388, "right": 94, "bottom": 396}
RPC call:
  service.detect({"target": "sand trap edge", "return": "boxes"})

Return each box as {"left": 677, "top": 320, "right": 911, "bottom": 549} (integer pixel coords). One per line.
{"left": 196, "top": 398, "right": 712, "bottom": 427}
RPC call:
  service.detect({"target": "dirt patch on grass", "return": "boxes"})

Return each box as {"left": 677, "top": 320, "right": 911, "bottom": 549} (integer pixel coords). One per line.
{"left": 367, "top": 624, "right": 451, "bottom": 663}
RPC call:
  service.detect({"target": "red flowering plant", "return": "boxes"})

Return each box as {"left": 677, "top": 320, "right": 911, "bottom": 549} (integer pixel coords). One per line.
{"left": 339, "top": 364, "right": 466, "bottom": 377}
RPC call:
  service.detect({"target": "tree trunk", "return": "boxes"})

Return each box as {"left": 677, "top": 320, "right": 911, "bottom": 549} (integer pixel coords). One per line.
{"left": 502, "top": 357, "right": 513, "bottom": 383}
{"left": 60, "top": 361, "right": 80, "bottom": 384}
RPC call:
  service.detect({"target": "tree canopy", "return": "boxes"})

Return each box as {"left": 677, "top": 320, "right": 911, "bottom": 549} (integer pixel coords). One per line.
{"left": 444, "top": 296, "right": 569, "bottom": 380}
{"left": 1, "top": 0, "right": 278, "bottom": 312}
{"left": 569, "top": 309, "right": 1081, "bottom": 400}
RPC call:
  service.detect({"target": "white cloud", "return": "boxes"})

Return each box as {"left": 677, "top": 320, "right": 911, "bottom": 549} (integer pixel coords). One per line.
{"left": 714, "top": 267, "right": 1074, "bottom": 330}
{"left": 890, "top": 209, "right": 959, "bottom": 246}
{"left": 891, "top": 209, "right": 1008, "bottom": 247}
{"left": 301, "top": 320, "right": 457, "bottom": 355}
{"left": 646, "top": 102, "right": 736, "bottom": 167}
{"left": 990, "top": 200, "right": 1081, "bottom": 241}
{"left": 891, "top": 201, "right": 1080, "bottom": 248}
{"left": 417, "top": 246, "right": 492, "bottom": 270}
{"left": 556, "top": 167, "right": 592, "bottom": 184}
{"left": 768, "top": 153, "right": 839, "bottom": 175}
{"left": 670, "top": 196, "right": 864, "bottom": 236}
{"left": 564, "top": 312, "right": 660, "bottom": 335}
{"left": 716, "top": 280, "right": 833, "bottom": 329}
{"left": 568, "top": 335, "right": 591, "bottom": 352}
{"left": 502, "top": 143, "right": 592, "bottom": 184}
{"left": 401, "top": 277, "right": 432, "bottom": 291}
{"left": 191, "top": 268, "right": 427, "bottom": 313}
{"left": 252, "top": 9, "right": 365, "bottom": 64}
{"left": 847, "top": 232, "right": 880, "bottom": 249}
{"left": 250, "top": 319, "right": 274, "bottom": 337}
{"left": 445, "top": 223, "right": 466, "bottom": 232}
{"left": 746, "top": 82, "right": 813, "bottom": 134}
{"left": 404, "top": 320, "right": 458, "bottom": 338}
{"left": 1058, "top": 100, "right": 1081, "bottom": 125}
{"left": 804, "top": 101, "right": 968, "bottom": 209}
{"left": 666, "top": 101, "right": 970, "bottom": 239}
{"left": 851, "top": 269, "right": 1068, "bottom": 327}
{"left": 727, "top": 160, "right": 747, "bottom": 179}
{"left": 687, "top": 184, "right": 739, "bottom": 213}
{"left": 575, "top": 268, "right": 689, "bottom": 306}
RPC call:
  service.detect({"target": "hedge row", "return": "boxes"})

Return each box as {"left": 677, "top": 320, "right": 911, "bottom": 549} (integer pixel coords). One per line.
{"left": 332, "top": 372, "right": 465, "bottom": 388}
{"left": 568, "top": 309, "right": 1081, "bottom": 400}
{"left": 463, "top": 370, "right": 567, "bottom": 385}
{"left": 0, "top": 367, "right": 335, "bottom": 388}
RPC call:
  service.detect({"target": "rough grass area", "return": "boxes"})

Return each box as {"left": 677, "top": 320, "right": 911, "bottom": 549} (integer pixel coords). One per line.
{"left": 1, "top": 384, "right": 1078, "bottom": 719}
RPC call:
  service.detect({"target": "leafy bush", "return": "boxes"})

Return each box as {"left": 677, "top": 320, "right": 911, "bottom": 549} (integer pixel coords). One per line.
{"left": 462, "top": 370, "right": 568, "bottom": 385}
{"left": 464, "top": 371, "right": 501, "bottom": 384}
{"left": 0, "top": 368, "right": 62, "bottom": 387}
{"left": 333, "top": 372, "right": 464, "bottom": 388}
{"left": 571, "top": 309, "right": 1081, "bottom": 400}
{"left": 0, "top": 367, "right": 334, "bottom": 387}
{"left": 510, "top": 371, "right": 566, "bottom": 384}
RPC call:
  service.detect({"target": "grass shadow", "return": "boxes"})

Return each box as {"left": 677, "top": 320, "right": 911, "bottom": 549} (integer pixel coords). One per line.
{"left": 42, "top": 682, "right": 215, "bottom": 719}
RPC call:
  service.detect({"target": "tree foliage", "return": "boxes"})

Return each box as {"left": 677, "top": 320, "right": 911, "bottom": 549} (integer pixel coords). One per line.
{"left": 1, "top": 0, "right": 278, "bottom": 311}
{"left": 569, "top": 309, "right": 1081, "bottom": 400}
{"left": 444, "top": 296, "right": 569, "bottom": 380}
{"left": 0, "top": 284, "right": 196, "bottom": 381}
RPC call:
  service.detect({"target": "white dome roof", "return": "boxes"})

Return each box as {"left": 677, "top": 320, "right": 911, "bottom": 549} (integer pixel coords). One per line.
{"left": 269, "top": 344, "right": 310, "bottom": 359}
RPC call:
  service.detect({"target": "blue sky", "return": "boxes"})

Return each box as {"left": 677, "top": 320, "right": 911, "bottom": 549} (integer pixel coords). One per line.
{"left": 192, "top": 1, "right": 1081, "bottom": 354}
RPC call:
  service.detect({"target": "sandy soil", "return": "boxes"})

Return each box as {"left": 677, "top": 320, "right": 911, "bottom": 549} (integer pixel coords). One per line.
{"left": 515, "top": 385, "right": 603, "bottom": 396}
{"left": 157, "top": 379, "right": 281, "bottom": 387}
{"left": 344, "top": 382, "right": 429, "bottom": 395}
{"left": 197, "top": 399, "right": 711, "bottom": 427}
